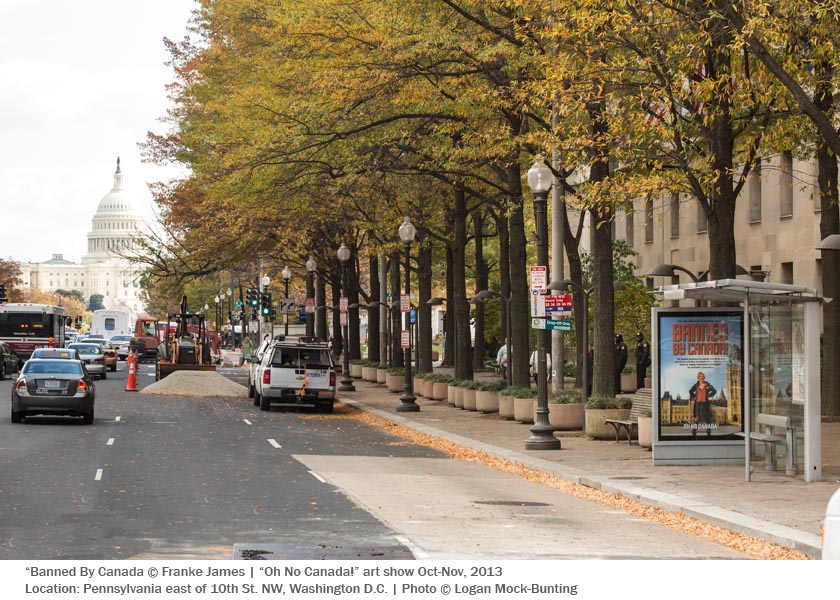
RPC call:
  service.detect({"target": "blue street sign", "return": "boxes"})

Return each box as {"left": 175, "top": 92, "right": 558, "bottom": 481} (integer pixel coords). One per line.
{"left": 409, "top": 308, "right": 417, "bottom": 324}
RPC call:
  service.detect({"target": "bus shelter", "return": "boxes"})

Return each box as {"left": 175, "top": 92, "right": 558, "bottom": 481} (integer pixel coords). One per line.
{"left": 652, "top": 279, "right": 823, "bottom": 482}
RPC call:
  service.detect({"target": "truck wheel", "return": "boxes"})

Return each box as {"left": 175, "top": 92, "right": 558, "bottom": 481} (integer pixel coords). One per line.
{"left": 317, "top": 401, "right": 334, "bottom": 414}
{"left": 259, "top": 391, "right": 270, "bottom": 412}
{"left": 248, "top": 381, "right": 255, "bottom": 399}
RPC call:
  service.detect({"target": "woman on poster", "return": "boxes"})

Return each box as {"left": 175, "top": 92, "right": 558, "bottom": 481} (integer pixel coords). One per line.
{"left": 689, "top": 372, "right": 716, "bottom": 434}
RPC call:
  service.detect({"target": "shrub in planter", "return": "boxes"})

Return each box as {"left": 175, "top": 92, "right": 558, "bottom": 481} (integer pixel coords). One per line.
{"left": 449, "top": 379, "right": 472, "bottom": 408}
{"left": 584, "top": 395, "right": 632, "bottom": 439}
{"left": 461, "top": 379, "right": 481, "bottom": 411}
{"left": 387, "top": 367, "right": 406, "bottom": 393}
{"left": 545, "top": 389, "right": 584, "bottom": 430}
{"left": 349, "top": 359, "right": 365, "bottom": 378}
{"left": 428, "top": 373, "right": 452, "bottom": 401}
{"left": 362, "top": 361, "right": 379, "bottom": 382}
{"left": 376, "top": 363, "right": 388, "bottom": 384}
{"left": 476, "top": 379, "right": 505, "bottom": 413}
{"left": 509, "top": 386, "right": 538, "bottom": 423}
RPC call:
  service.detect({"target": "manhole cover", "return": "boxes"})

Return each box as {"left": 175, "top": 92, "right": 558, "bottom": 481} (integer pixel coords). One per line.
{"left": 473, "top": 500, "right": 550, "bottom": 507}
{"left": 608, "top": 476, "right": 647, "bottom": 480}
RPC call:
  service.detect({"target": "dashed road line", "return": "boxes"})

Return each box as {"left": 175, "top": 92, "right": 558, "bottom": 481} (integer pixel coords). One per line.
{"left": 243, "top": 419, "right": 253, "bottom": 426}
{"left": 106, "top": 438, "right": 115, "bottom": 446}
{"left": 266, "top": 438, "right": 282, "bottom": 449}
{"left": 95, "top": 469, "right": 103, "bottom": 481}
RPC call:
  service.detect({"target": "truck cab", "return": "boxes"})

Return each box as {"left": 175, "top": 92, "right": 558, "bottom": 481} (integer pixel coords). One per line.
{"left": 130, "top": 317, "right": 161, "bottom": 362}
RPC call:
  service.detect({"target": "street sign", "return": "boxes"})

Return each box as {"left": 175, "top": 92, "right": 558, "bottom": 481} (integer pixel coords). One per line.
{"left": 305, "top": 297, "right": 315, "bottom": 314}
{"left": 400, "top": 294, "right": 410, "bottom": 313}
{"left": 340, "top": 296, "right": 348, "bottom": 313}
{"left": 531, "top": 318, "right": 572, "bottom": 331}
{"left": 529, "top": 266, "right": 547, "bottom": 293}
{"left": 276, "top": 298, "right": 296, "bottom": 314}
{"left": 409, "top": 307, "right": 416, "bottom": 324}
{"left": 401, "top": 330, "right": 410, "bottom": 349}
{"left": 531, "top": 291, "right": 545, "bottom": 318}
{"left": 340, "top": 312, "right": 348, "bottom": 327}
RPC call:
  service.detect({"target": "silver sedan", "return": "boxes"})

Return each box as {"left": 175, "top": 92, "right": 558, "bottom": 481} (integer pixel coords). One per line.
{"left": 66, "top": 343, "right": 108, "bottom": 379}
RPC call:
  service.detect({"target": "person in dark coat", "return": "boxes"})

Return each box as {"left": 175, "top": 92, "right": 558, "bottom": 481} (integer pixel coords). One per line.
{"left": 614, "top": 334, "right": 628, "bottom": 394}
{"left": 689, "top": 372, "right": 716, "bottom": 433}
{"left": 635, "top": 332, "right": 651, "bottom": 389}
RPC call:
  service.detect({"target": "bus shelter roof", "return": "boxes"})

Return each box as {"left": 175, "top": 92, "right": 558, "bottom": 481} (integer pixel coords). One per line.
{"left": 654, "top": 279, "right": 825, "bottom": 304}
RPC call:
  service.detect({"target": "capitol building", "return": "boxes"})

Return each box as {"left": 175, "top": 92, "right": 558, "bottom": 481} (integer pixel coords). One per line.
{"left": 19, "top": 158, "right": 147, "bottom": 319}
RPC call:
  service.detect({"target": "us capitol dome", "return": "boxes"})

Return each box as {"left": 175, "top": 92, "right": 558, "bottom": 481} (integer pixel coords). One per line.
{"left": 19, "top": 158, "right": 149, "bottom": 319}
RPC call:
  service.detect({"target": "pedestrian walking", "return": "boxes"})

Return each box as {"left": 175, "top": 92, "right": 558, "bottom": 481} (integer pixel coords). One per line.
{"left": 635, "top": 331, "right": 651, "bottom": 389}
{"left": 496, "top": 340, "right": 509, "bottom": 380}
{"left": 614, "top": 334, "right": 627, "bottom": 395}
{"left": 529, "top": 350, "right": 551, "bottom": 386}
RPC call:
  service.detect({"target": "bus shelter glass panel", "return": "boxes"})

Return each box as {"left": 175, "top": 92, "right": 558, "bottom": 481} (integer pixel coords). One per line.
{"left": 749, "top": 304, "right": 805, "bottom": 475}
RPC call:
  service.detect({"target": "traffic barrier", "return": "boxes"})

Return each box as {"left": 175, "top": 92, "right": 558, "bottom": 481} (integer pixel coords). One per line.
{"left": 125, "top": 351, "right": 138, "bottom": 392}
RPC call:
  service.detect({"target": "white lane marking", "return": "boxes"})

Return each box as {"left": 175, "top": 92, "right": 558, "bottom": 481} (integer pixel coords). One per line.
{"left": 243, "top": 419, "right": 253, "bottom": 426}
{"left": 266, "top": 438, "right": 282, "bottom": 449}
{"left": 308, "top": 470, "right": 326, "bottom": 483}
{"left": 95, "top": 469, "right": 103, "bottom": 481}
{"left": 115, "top": 416, "right": 121, "bottom": 422}
{"left": 106, "top": 438, "right": 115, "bottom": 446}
{"left": 394, "top": 535, "right": 429, "bottom": 560}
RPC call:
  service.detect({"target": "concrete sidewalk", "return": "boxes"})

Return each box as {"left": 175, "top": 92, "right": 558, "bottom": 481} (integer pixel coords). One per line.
{"left": 337, "top": 378, "right": 840, "bottom": 559}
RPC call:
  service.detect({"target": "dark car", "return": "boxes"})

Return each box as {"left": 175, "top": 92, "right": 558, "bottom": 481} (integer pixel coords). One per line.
{"left": 11, "top": 358, "right": 96, "bottom": 424}
{"left": 0, "top": 342, "right": 19, "bottom": 380}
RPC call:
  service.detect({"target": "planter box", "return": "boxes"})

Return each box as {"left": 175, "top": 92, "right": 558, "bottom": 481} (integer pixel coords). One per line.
{"left": 376, "top": 368, "right": 387, "bottom": 384}
{"left": 462, "top": 389, "right": 477, "bottom": 411}
{"left": 350, "top": 364, "right": 363, "bottom": 378}
{"left": 620, "top": 372, "right": 637, "bottom": 394}
{"left": 453, "top": 386, "right": 465, "bottom": 408}
{"left": 362, "top": 366, "right": 378, "bottom": 382}
{"left": 431, "top": 382, "right": 449, "bottom": 401}
{"left": 514, "top": 397, "right": 535, "bottom": 423}
{"left": 498, "top": 394, "right": 515, "bottom": 420}
{"left": 585, "top": 408, "right": 631, "bottom": 439}
{"left": 387, "top": 374, "right": 404, "bottom": 393}
{"left": 475, "top": 390, "right": 499, "bottom": 413}
{"left": 447, "top": 384, "right": 460, "bottom": 406}
{"left": 546, "top": 403, "right": 584, "bottom": 430}
{"left": 638, "top": 416, "right": 653, "bottom": 449}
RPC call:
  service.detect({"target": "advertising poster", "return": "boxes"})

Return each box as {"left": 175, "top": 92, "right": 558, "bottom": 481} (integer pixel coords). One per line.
{"left": 656, "top": 310, "right": 744, "bottom": 441}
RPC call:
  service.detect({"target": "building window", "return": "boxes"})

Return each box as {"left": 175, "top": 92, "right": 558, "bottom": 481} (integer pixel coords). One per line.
{"left": 749, "top": 158, "right": 762, "bottom": 223}
{"left": 645, "top": 197, "right": 654, "bottom": 243}
{"left": 696, "top": 199, "right": 708, "bottom": 233}
{"left": 781, "top": 262, "right": 793, "bottom": 285}
{"left": 780, "top": 151, "right": 793, "bottom": 218}
{"left": 670, "top": 192, "right": 680, "bottom": 238}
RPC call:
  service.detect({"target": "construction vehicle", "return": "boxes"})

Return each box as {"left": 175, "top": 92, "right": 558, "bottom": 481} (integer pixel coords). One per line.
{"left": 154, "top": 296, "right": 215, "bottom": 380}
{"left": 130, "top": 314, "right": 163, "bottom": 363}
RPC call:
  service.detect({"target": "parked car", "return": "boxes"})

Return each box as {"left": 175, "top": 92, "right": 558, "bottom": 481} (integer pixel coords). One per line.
{"left": 0, "top": 342, "right": 19, "bottom": 380}
{"left": 78, "top": 338, "right": 118, "bottom": 371}
{"left": 67, "top": 343, "right": 108, "bottom": 379}
{"left": 64, "top": 331, "right": 79, "bottom": 347}
{"left": 109, "top": 335, "right": 133, "bottom": 360}
{"left": 30, "top": 348, "right": 81, "bottom": 361}
{"left": 824, "top": 487, "right": 840, "bottom": 559}
{"left": 11, "top": 358, "right": 96, "bottom": 424}
{"left": 252, "top": 337, "right": 336, "bottom": 413}
{"left": 247, "top": 338, "right": 273, "bottom": 404}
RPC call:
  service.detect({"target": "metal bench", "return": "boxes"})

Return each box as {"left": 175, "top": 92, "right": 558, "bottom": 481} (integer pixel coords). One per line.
{"left": 737, "top": 413, "right": 796, "bottom": 475}
{"left": 604, "top": 389, "right": 652, "bottom": 444}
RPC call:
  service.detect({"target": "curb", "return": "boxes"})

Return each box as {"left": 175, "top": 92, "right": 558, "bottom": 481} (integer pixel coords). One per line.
{"left": 342, "top": 397, "right": 822, "bottom": 559}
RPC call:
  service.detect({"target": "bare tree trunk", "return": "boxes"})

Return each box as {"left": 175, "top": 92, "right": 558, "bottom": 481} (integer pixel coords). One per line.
{"left": 417, "top": 238, "right": 433, "bottom": 374}
{"left": 367, "top": 253, "right": 380, "bottom": 362}
{"left": 443, "top": 244, "right": 455, "bottom": 367}
{"left": 508, "top": 168, "right": 530, "bottom": 387}
{"left": 316, "top": 273, "right": 327, "bottom": 342}
{"left": 330, "top": 272, "right": 342, "bottom": 357}
{"left": 453, "top": 184, "right": 473, "bottom": 380}
{"left": 390, "top": 250, "right": 403, "bottom": 368}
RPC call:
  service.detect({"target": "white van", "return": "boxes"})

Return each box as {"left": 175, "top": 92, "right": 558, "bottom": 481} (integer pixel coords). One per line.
{"left": 90, "top": 309, "right": 131, "bottom": 340}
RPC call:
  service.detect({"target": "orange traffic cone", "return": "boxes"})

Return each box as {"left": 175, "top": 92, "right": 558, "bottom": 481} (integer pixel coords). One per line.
{"left": 126, "top": 351, "right": 138, "bottom": 392}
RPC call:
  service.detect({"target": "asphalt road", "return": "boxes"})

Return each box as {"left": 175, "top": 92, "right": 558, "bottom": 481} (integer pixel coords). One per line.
{"left": 0, "top": 360, "right": 750, "bottom": 560}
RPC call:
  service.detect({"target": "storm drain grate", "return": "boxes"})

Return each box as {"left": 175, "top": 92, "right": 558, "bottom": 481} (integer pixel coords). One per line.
{"left": 473, "top": 500, "right": 550, "bottom": 507}
{"left": 608, "top": 476, "right": 647, "bottom": 480}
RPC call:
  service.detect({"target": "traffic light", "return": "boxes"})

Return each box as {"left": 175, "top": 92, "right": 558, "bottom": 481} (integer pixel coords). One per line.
{"left": 0, "top": 283, "right": 7, "bottom": 304}
{"left": 260, "top": 292, "right": 271, "bottom": 316}
{"left": 247, "top": 287, "right": 259, "bottom": 307}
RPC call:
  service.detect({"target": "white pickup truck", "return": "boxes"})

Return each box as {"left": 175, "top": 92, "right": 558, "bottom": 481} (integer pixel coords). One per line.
{"left": 252, "top": 337, "right": 336, "bottom": 413}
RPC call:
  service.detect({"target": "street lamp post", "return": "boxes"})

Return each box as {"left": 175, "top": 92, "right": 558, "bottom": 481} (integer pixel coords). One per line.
{"left": 472, "top": 290, "right": 511, "bottom": 387}
{"left": 261, "top": 274, "right": 271, "bottom": 339}
{"left": 227, "top": 287, "right": 233, "bottom": 347}
{"left": 306, "top": 257, "right": 317, "bottom": 337}
{"left": 337, "top": 243, "right": 355, "bottom": 392}
{"left": 214, "top": 295, "right": 221, "bottom": 333}
{"left": 397, "top": 217, "right": 419, "bottom": 412}
{"left": 282, "top": 266, "right": 291, "bottom": 336}
{"left": 526, "top": 156, "right": 561, "bottom": 450}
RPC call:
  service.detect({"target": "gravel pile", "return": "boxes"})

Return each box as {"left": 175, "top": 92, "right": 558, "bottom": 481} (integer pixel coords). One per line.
{"left": 140, "top": 370, "right": 248, "bottom": 397}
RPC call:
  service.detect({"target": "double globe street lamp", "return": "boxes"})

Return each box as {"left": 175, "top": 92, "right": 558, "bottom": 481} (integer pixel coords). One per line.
{"left": 337, "top": 243, "right": 355, "bottom": 392}
{"left": 397, "top": 216, "right": 419, "bottom": 412}
{"left": 282, "top": 266, "right": 292, "bottom": 336}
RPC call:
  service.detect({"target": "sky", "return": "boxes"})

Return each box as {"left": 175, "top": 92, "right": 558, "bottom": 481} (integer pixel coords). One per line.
{"left": 0, "top": 0, "right": 196, "bottom": 264}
